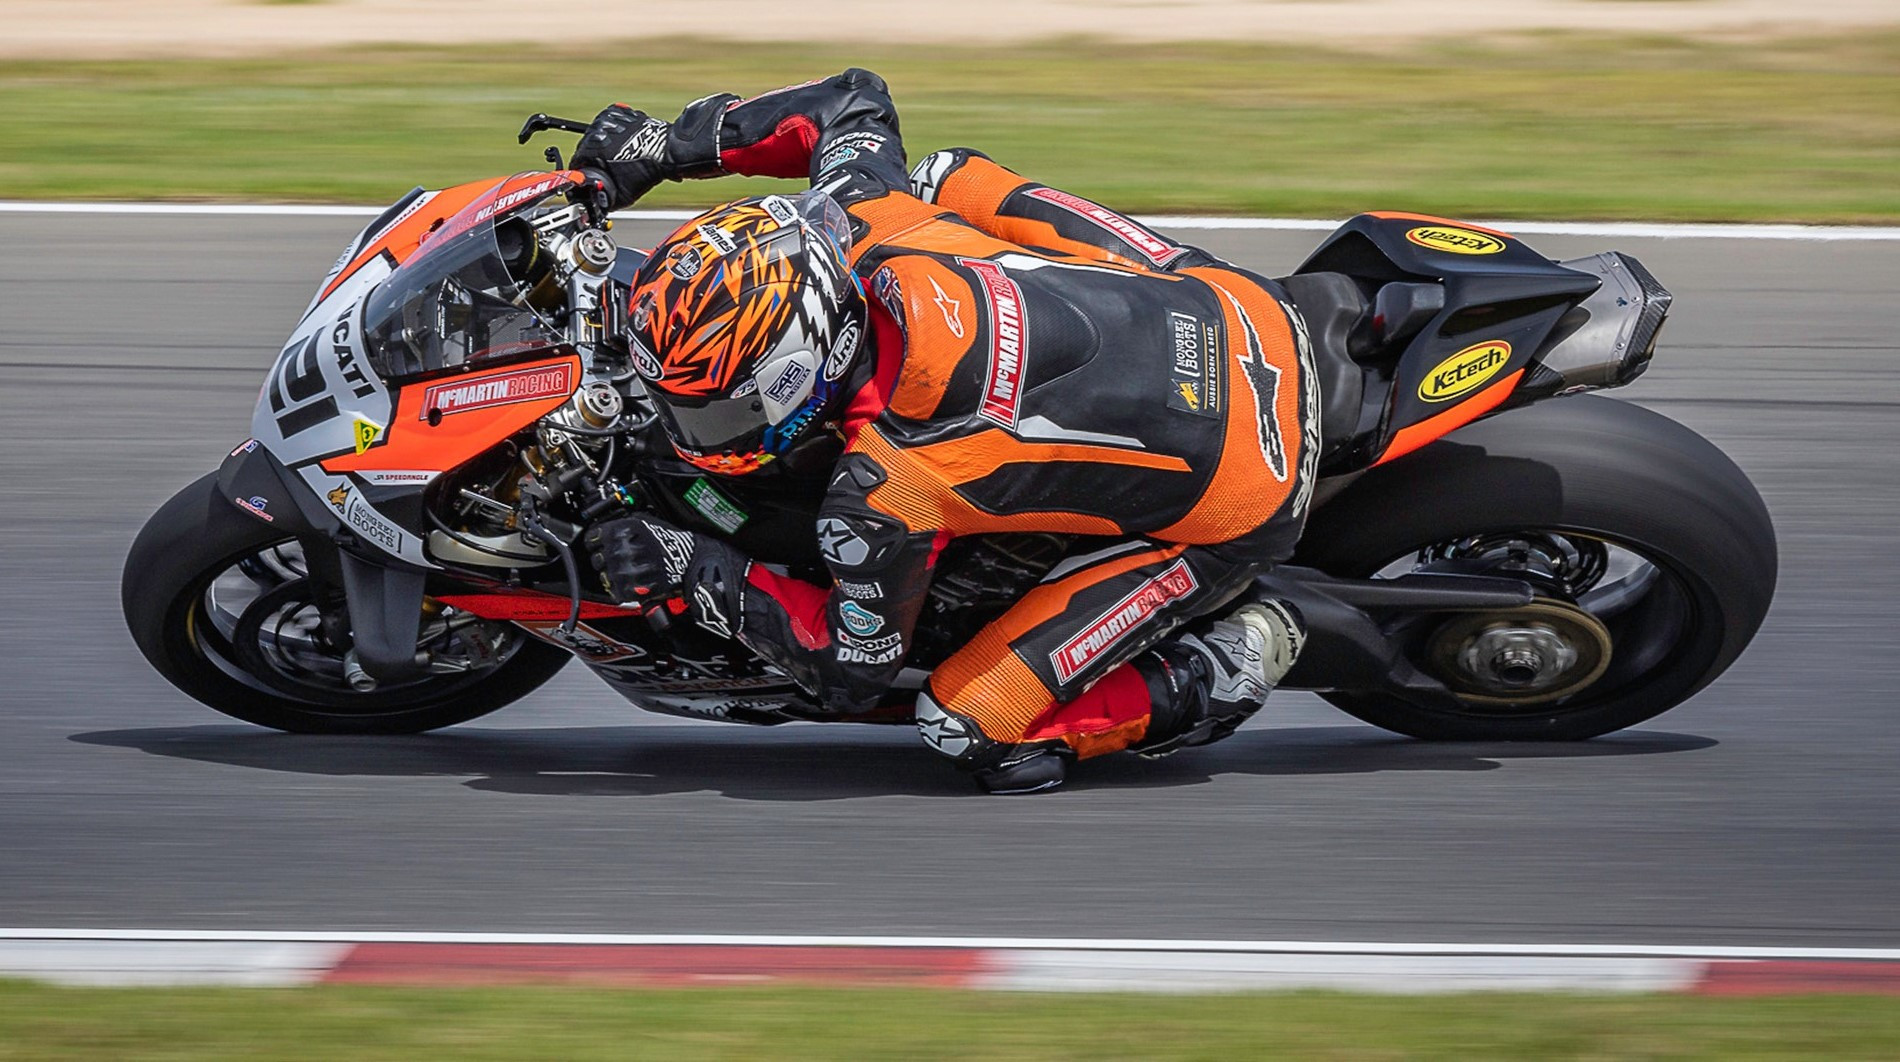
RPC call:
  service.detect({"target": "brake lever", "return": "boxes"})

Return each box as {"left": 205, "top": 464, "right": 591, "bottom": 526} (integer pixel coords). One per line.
{"left": 517, "top": 113, "right": 591, "bottom": 145}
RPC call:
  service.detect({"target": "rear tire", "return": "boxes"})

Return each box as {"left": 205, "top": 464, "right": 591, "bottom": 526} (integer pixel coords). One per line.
{"left": 1294, "top": 396, "right": 1775, "bottom": 740}
{"left": 122, "top": 472, "right": 571, "bottom": 734}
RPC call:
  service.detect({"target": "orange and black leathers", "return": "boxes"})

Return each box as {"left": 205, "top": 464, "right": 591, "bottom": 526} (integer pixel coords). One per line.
{"left": 663, "top": 71, "right": 1316, "bottom": 755}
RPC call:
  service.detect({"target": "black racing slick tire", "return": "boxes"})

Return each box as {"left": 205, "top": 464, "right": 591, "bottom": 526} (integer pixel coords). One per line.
{"left": 122, "top": 472, "right": 571, "bottom": 734}
{"left": 1293, "top": 395, "right": 1776, "bottom": 741}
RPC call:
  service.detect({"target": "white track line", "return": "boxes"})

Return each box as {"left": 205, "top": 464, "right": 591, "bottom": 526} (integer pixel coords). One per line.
{"left": 988, "top": 952, "right": 1703, "bottom": 994}
{"left": 2, "top": 200, "right": 1896, "bottom": 240}
{"left": 3, "top": 929, "right": 1898, "bottom": 961}
{"left": 0, "top": 941, "right": 351, "bottom": 987}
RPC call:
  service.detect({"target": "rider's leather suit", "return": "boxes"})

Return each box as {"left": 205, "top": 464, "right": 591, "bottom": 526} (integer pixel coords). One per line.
{"left": 666, "top": 69, "right": 1318, "bottom": 766}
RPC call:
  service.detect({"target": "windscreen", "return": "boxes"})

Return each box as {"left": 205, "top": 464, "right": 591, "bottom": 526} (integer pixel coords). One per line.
{"left": 361, "top": 177, "right": 566, "bottom": 380}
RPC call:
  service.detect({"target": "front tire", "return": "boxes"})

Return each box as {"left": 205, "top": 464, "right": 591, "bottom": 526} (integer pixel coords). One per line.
{"left": 1294, "top": 396, "right": 1776, "bottom": 740}
{"left": 122, "top": 472, "right": 571, "bottom": 734}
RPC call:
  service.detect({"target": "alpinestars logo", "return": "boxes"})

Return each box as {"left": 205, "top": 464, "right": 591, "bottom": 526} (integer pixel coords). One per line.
{"left": 1218, "top": 290, "right": 1289, "bottom": 482}
{"left": 1023, "top": 187, "right": 1186, "bottom": 268}
{"left": 1050, "top": 558, "right": 1199, "bottom": 683}
{"left": 955, "top": 258, "right": 1028, "bottom": 429}
{"left": 927, "top": 274, "right": 964, "bottom": 338}
{"left": 915, "top": 694, "right": 976, "bottom": 757}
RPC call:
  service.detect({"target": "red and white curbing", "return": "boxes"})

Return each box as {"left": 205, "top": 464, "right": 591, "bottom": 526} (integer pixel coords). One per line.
{"left": 5, "top": 931, "right": 1900, "bottom": 994}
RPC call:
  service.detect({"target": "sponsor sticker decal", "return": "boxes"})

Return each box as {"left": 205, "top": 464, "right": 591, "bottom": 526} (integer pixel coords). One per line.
{"left": 1023, "top": 186, "right": 1186, "bottom": 267}
{"left": 816, "top": 145, "right": 859, "bottom": 173}
{"left": 419, "top": 362, "right": 576, "bottom": 419}
{"left": 327, "top": 486, "right": 349, "bottom": 512}
{"left": 837, "top": 629, "right": 903, "bottom": 665}
{"left": 332, "top": 317, "right": 376, "bottom": 400}
{"left": 696, "top": 223, "right": 738, "bottom": 256}
{"left": 763, "top": 359, "right": 812, "bottom": 407}
{"left": 823, "top": 317, "right": 862, "bottom": 381}
{"left": 518, "top": 620, "right": 643, "bottom": 663}
{"left": 836, "top": 579, "right": 882, "bottom": 600}
{"left": 234, "top": 496, "right": 274, "bottom": 523}
{"left": 666, "top": 245, "right": 703, "bottom": 280}
{"left": 684, "top": 478, "right": 749, "bottom": 534}
{"left": 1419, "top": 340, "right": 1512, "bottom": 402}
{"left": 352, "top": 418, "right": 381, "bottom": 454}
{"left": 229, "top": 438, "right": 259, "bottom": 458}
{"left": 838, "top": 600, "right": 884, "bottom": 637}
{"left": 762, "top": 195, "right": 800, "bottom": 227}
{"left": 1165, "top": 311, "right": 1223, "bottom": 419}
{"left": 343, "top": 494, "right": 402, "bottom": 552}
{"left": 1050, "top": 558, "right": 1199, "bottom": 683}
{"left": 1405, "top": 225, "right": 1506, "bottom": 256}
{"left": 956, "top": 257, "right": 1028, "bottom": 429}
{"left": 362, "top": 470, "right": 436, "bottom": 486}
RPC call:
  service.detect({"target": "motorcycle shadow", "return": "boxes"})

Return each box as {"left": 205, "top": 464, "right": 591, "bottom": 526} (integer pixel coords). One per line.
{"left": 67, "top": 723, "right": 1717, "bottom": 801}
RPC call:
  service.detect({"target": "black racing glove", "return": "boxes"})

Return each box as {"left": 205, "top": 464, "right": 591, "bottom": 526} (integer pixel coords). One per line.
{"left": 585, "top": 514, "right": 749, "bottom": 639}
{"left": 569, "top": 104, "right": 674, "bottom": 211}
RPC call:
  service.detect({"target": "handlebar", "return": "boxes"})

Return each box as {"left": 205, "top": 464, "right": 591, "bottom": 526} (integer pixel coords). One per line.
{"left": 517, "top": 113, "right": 614, "bottom": 223}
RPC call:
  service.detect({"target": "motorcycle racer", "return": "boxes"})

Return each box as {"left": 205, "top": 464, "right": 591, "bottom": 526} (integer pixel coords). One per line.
{"left": 576, "top": 69, "right": 1316, "bottom": 793}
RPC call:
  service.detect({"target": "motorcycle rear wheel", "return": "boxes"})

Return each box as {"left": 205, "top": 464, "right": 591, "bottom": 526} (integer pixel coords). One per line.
{"left": 1294, "top": 395, "right": 1775, "bottom": 740}
{"left": 122, "top": 472, "right": 571, "bottom": 734}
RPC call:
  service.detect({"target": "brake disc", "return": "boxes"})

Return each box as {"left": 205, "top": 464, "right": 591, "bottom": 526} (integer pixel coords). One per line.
{"left": 1424, "top": 598, "right": 1612, "bottom": 706}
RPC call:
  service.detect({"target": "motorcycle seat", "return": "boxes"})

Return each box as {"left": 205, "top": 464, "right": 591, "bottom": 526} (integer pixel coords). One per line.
{"left": 1277, "top": 271, "right": 1376, "bottom": 461}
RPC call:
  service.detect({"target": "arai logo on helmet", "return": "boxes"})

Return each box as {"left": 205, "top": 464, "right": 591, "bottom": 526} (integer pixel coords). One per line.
{"left": 822, "top": 317, "right": 862, "bottom": 381}
{"left": 629, "top": 337, "right": 663, "bottom": 380}
{"left": 1405, "top": 225, "right": 1506, "bottom": 256}
{"left": 1419, "top": 340, "right": 1512, "bottom": 402}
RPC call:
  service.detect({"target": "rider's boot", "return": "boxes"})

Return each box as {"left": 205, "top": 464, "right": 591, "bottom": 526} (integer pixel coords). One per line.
{"left": 916, "top": 693, "right": 1071, "bottom": 795}
{"left": 1131, "top": 599, "right": 1305, "bottom": 757}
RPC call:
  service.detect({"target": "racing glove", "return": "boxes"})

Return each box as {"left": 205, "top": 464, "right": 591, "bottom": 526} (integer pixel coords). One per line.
{"left": 584, "top": 514, "right": 748, "bottom": 639}
{"left": 569, "top": 105, "right": 674, "bottom": 211}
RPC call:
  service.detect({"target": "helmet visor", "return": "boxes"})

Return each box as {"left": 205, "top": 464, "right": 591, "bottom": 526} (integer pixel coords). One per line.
{"left": 651, "top": 388, "right": 771, "bottom": 459}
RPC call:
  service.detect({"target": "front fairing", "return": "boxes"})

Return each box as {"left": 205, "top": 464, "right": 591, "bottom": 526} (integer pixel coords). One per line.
{"left": 246, "top": 172, "right": 588, "bottom": 569}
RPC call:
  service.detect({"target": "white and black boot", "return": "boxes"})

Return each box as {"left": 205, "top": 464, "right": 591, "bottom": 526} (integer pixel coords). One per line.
{"left": 1132, "top": 600, "right": 1304, "bottom": 757}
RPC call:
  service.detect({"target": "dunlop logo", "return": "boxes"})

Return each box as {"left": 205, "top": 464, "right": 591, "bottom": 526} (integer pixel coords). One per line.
{"left": 1419, "top": 341, "right": 1512, "bottom": 402}
{"left": 1405, "top": 225, "right": 1506, "bottom": 256}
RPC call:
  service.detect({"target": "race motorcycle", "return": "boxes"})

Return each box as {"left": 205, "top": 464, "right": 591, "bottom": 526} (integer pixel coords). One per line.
{"left": 121, "top": 114, "right": 1777, "bottom": 741}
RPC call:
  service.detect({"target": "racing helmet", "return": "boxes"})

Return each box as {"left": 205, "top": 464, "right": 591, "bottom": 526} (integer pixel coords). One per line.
{"left": 625, "top": 191, "right": 868, "bottom": 475}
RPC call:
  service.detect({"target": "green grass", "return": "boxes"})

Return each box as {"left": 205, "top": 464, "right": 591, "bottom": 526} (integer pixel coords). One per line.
{"left": 2, "top": 34, "right": 1897, "bottom": 222}
{"left": 2, "top": 981, "right": 1899, "bottom": 1060}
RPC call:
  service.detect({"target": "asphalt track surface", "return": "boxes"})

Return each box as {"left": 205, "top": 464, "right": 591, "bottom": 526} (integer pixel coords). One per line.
{"left": 2, "top": 211, "right": 1895, "bottom": 947}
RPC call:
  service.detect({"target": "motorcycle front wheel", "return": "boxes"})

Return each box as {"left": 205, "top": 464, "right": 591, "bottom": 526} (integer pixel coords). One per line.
{"left": 1294, "top": 395, "right": 1776, "bottom": 741}
{"left": 122, "top": 472, "right": 571, "bottom": 734}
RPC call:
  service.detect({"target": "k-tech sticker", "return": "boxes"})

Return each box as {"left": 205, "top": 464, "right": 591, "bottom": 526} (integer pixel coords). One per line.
{"left": 1405, "top": 225, "right": 1506, "bottom": 256}
{"left": 1419, "top": 340, "right": 1512, "bottom": 402}
{"left": 419, "top": 362, "right": 576, "bottom": 419}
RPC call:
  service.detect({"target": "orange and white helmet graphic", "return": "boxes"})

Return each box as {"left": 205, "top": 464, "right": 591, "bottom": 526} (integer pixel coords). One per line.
{"left": 625, "top": 191, "right": 867, "bottom": 474}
